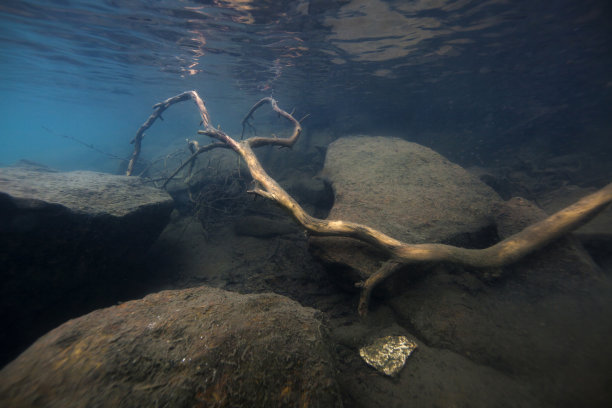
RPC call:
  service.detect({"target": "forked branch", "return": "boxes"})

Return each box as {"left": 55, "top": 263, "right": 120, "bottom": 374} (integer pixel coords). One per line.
{"left": 240, "top": 97, "right": 302, "bottom": 147}
{"left": 126, "top": 91, "right": 210, "bottom": 176}
{"left": 130, "top": 91, "right": 612, "bottom": 316}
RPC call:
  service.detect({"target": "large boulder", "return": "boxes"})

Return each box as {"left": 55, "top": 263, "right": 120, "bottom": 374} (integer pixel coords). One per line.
{"left": 0, "top": 286, "right": 342, "bottom": 408}
{"left": 0, "top": 163, "right": 174, "bottom": 366}
{"left": 385, "top": 197, "right": 612, "bottom": 406}
{"left": 310, "top": 136, "right": 502, "bottom": 280}
{"left": 306, "top": 136, "right": 610, "bottom": 406}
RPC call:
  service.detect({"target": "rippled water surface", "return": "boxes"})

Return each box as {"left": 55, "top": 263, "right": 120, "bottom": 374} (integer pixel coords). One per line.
{"left": 1, "top": 0, "right": 611, "bottom": 169}
{"left": 2, "top": 2, "right": 612, "bottom": 405}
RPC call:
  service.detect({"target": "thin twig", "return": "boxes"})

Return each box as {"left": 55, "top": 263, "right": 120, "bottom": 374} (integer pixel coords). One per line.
{"left": 162, "top": 141, "right": 228, "bottom": 188}
{"left": 43, "top": 126, "right": 127, "bottom": 162}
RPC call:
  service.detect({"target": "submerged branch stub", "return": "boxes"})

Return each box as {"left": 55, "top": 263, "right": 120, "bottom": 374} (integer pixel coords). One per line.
{"left": 357, "top": 261, "right": 403, "bottom": 317}
{"left": 133, "top": 91, "right": 612, "bottom": 316}
{"left": 240, "top": 97, "right": 302, "bottom": 148}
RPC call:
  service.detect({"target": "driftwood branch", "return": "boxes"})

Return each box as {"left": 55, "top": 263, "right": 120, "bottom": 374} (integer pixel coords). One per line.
{"left": 240, "top": 97, "right": 302, "bottom": 147}
{"left": 131, "top": 91, "right": 612, "bottom": 316}
{"left": 126, "top": 91, "right": 210, "bottom": 176}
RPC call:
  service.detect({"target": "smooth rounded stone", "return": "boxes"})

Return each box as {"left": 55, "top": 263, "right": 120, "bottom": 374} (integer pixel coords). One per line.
{"left": 310, "top": 136, "right": 501, "bottom": 278}
{"left": 0, "top": 286, "right": 342, "bottom": 408}
{"left": 0, "top": 164, "right": 174, "bottom": 366}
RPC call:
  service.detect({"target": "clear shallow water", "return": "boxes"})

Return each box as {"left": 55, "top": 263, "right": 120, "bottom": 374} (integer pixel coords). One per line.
{"left": 1, "top": 2, "right": 612, "bottom": 404}
{"left": 1, "top": 0, "right": 611, "bottom": 173}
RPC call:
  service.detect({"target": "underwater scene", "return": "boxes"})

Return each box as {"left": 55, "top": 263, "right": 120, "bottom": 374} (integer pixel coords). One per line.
{"left": 1, "top": 0, "right": 612, "bottom": 407}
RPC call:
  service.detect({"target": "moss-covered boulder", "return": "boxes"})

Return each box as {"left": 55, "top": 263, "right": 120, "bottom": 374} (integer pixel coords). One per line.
{"left": 0, "top": 286, "right": 341, "bottom": 408}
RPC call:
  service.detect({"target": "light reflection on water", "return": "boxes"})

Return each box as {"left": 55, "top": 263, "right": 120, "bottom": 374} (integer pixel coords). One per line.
{"left": 1, "top": 1, "right": 609, "bottom": 99}
{"left": 0, "top": 0, "right": 610, "bottom": 168}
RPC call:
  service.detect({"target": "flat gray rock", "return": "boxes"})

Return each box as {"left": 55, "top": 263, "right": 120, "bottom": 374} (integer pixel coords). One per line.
{"left": 0, "top": 166, "right": 171, "bottom": 216}
{"left": 0, "top": 165, "right": 174, "bottom": 366}
{"left": 0, "top": 286, "right": 342, "bottom": 408}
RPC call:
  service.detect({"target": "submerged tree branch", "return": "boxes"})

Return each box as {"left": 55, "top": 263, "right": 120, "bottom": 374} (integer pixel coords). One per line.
{"left": 126, "top": 91, "right": 210, "bottom": 176}
{"left": 239, "top": 97, "right": 302, "bottom": 148}
{"left": 131, "top": 91, "right": 612, "bottom": 315}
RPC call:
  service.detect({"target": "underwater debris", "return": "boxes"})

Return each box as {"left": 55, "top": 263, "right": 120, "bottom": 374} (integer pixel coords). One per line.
{"left": 359, "top": 335, "right": 418, "bottom": 377}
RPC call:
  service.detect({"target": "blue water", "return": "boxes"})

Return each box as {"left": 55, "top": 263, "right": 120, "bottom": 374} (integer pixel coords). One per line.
{"left": 1, "top": 0, "right": 611, "bottom": 172}
{"left": 2, "top": 2, "right": 612, "bottom": 405}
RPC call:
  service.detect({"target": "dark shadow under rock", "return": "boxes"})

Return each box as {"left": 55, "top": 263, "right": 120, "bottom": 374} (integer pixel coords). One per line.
{"left": 0, "top": 165, "right": 174, "bottom": 367}
{"left": 234, "top": 215, "right": 300, "bottom": 238}
{"left": 0, "top": 286, "right": 342, "bottom": 408}
{"left": 386, "top": 267, "right": 612, "bottom": 407}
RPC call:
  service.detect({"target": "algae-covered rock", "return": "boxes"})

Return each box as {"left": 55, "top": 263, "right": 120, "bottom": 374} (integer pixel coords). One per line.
{"left": 0, "top": 286, "right": 341, "bottom": 408}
